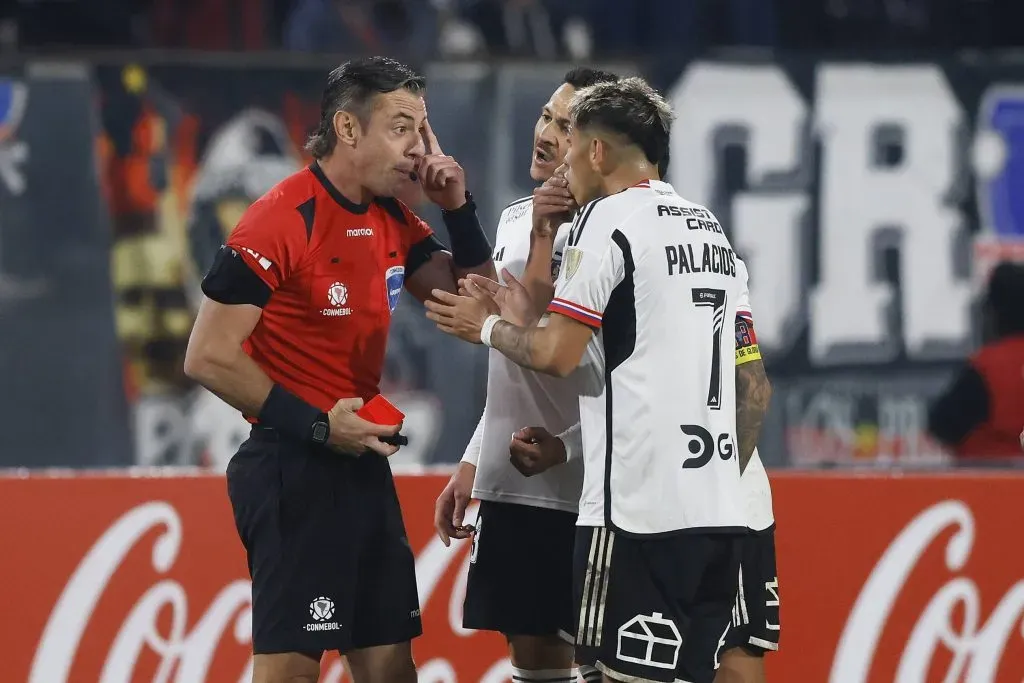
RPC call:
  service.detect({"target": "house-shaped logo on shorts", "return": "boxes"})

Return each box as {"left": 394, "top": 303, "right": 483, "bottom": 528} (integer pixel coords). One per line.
{"left": 616, "top": 611, "right": 683, "bottom": 670}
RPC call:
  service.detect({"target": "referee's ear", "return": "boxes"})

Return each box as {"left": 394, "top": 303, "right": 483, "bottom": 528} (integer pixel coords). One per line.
{"left": 333, "top": 110, "right": 361, "bottom": 147}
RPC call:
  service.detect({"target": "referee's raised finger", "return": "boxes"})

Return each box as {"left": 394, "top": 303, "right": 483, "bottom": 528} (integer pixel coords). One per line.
{"left": 422, "top": 119, "right": 443, "bottom": 156}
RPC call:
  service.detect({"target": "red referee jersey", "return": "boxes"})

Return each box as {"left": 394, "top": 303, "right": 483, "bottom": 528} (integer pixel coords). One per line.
{"left": 225, "top": 163, "right": 434, "bottom": 411}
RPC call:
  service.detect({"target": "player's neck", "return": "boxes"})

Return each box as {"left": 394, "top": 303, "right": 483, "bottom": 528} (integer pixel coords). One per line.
{"left": 315, "top": 155, "right": 373, "bottom": 205}
{"left": 601, "top": 165, "right": 659, "bottom": 197}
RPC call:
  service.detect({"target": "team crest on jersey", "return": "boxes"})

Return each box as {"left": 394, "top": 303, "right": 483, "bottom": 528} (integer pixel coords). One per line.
{"left": 385, "top": 265, "right": 405, "bottom": 312}
{"left": 562, "top": 247, "right": 583, "bottom": 281}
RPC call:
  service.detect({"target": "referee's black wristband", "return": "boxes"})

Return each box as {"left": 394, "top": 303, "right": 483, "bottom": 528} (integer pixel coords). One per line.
{"left": 441, "top": 191, "right": 492, "bottom": 268}
{"left": 258, "top": 384, "right": 322, "bottom": 443}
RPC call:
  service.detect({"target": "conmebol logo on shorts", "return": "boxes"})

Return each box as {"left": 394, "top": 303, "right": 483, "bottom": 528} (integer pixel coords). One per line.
{"left": 306, "top": 596, "right": 340, "bottom": 632}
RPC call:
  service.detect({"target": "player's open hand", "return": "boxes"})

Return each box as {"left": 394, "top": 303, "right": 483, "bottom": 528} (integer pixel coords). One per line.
{"left": 326, "top": 398, "right": 402, "bottom": 457}
{"left": 434, "top": 461, "right": 477, "bottom": 546}
{"left": 417, "top": 120, "right": 467, "bottom": 211}
{"left": 509, "top": 426, "right": 567, "bottom": 477}
{"left": 424, "top": 289, "right": 492, "bottom": 343}
{"left": 466, "top": 269, "right": 538, "bottom": 327}
{"left": 532, "top": 164, "right": 576, "bottom": 238}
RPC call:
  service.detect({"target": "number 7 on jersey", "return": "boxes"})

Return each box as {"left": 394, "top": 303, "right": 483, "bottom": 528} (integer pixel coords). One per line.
{"left": 691, "top": 288, "right": 726, "bottom": 410}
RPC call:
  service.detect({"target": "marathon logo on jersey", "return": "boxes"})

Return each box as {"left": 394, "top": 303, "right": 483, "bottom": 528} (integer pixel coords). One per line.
{"left": 505, "top": 200, "right": 531, "bottom": 224}
{"left": 347, "top": 227, "right": 374, "bottom": 237}
{"left": 551, "top": 250, "right": 563, "bottom": 280}
{"left": 323, "top": 281, "right": 352, "bottom": 317}
{"left": 305, "top": 596, "right": 341, "bottom": 632}
{"left": 385, "top": 265, "right": 404, "bottom": 312}
{"left": 665, "top": 243, "right": 736, "bottom": 277}
{"left": 0, "top": 78, "right": 29, "bottom": 196}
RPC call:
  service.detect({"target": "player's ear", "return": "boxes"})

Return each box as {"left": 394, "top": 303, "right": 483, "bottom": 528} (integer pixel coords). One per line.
{"left": 590, "top": 136, "right": 606, "bottom": 172}
{"left": 333, "top": 110, "right": 361, "bottom": 148}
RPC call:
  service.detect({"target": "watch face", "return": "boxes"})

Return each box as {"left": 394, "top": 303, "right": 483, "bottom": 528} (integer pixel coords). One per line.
{"left": 312, "top": 422, "right": 329, "bottom": 444}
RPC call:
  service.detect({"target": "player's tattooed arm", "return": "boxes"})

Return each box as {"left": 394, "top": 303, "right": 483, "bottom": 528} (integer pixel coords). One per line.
{"left": 488, "top": 313, "right": 592, "bottom": 377}
{"left": 489, "top": 320, "right": 549, "bottom": 371}
{"left": 735, "top": 359, "right": 772, "bottom": 474}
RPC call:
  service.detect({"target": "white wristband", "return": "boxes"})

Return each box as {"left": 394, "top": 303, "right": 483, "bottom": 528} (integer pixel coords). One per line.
{"left": 480, "top": 314, "right": 502, "bottom": 348}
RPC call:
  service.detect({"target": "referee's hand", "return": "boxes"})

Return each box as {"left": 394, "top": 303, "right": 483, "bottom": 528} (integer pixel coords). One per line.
{"left": 417, "top": 119, "right": 467, "bottom": 211}
{"left": 327, "top": 398, "right": 403, "bottom": 457}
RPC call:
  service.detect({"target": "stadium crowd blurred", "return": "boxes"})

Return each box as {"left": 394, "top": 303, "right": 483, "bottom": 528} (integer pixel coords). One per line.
{"left": 4, "top": 0, "right": 1024, "bottom": 56}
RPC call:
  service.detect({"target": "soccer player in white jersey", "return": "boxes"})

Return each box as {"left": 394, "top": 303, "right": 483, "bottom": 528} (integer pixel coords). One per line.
{"left": 424, "top": 78, "right": 773, "bottom": 683}
{"left": 432, "top": 67, "right": 618, "bottom": 683}
{"left": 513, "top": 262, "right": 782, "bottom": 683}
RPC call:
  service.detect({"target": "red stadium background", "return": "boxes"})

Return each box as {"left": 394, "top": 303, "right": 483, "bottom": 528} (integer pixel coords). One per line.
{"left": 2, "top": 471, "right": 1023, "bottom": 682}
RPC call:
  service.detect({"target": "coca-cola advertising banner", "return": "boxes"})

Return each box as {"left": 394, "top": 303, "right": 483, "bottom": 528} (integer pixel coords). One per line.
{"left": 2, "top": 471, "right": 1022, "bottom": 682}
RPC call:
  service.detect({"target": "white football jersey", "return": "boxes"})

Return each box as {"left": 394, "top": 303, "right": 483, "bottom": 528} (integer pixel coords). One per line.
{"left": 548, "top": 179, "right": 747, "bottom": 535}
{"left": 734, "top": 265, "right": 776, "bottom": 533}
{"left": 461, "top": 197, "right": 584, "bottom": 512}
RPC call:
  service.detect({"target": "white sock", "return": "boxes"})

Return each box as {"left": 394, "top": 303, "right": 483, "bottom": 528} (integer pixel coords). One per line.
{"left": 578, "top": 664, "right": 602, "bottom": 682}
{"left": 511, "top": 667, "right": 577, "bottom": 683}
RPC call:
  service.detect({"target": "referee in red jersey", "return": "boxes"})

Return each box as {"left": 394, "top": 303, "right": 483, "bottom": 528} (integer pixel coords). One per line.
{"left": 184, "top": 57, "right": 494, "bottom": 683}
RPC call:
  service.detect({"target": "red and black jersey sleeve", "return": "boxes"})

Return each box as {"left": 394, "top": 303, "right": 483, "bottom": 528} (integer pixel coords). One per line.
{"left": 398, "top": 201, "right": 446, "bottom": 276}
{"left": 201, "top": 198, "right": 309, "bottom": 307}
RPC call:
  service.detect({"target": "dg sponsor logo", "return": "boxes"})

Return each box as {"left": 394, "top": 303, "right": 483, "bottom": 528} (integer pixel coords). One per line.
{"left": 386, "top": 265, "right": 405, "bottom": 312}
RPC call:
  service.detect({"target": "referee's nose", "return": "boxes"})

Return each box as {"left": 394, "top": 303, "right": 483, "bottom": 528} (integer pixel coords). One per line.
{"left": 409, "top": 133, "right": 426, "bottom": 160}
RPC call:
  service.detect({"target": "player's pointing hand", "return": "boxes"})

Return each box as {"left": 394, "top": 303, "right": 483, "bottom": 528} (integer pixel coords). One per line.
{"left": 424, "top": 289, "right": 496, "bottom": 344}
{"left": 467, "top": 269, "right": 538, "bottom": 327}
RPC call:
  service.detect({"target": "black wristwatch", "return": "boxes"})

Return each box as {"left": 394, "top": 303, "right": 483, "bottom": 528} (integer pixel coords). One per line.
{"left": 311, "top": 412, "right": 330, "bottom": 445}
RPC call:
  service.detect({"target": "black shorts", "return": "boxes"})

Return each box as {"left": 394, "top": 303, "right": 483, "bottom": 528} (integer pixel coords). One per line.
{"left": 724, "top": 526, "right": 781, "bottom": 655}
{"left": 462, "top": 500, "right": 577, "bottom": 639}
{"left": 573, "top": 526, "right": 742, "bottom": 683}
{"left": 226, "top": 427, "right": 422, "bottom": 655}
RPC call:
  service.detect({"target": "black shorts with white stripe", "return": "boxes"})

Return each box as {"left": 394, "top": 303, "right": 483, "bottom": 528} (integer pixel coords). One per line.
{"left": 724, "top": 525, "right": 781, "bottom": 655}
{"left": 571, "top": 526, "right": 743, "bottom": 683}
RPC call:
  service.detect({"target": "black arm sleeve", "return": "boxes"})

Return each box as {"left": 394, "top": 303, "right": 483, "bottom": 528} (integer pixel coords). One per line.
{"left": 927, "top": 365, "right": 990, "bottom": 446}
{"left": 201, "top": 246, "right": 273, "bottom": 307}
{"left": 440, "top": 191, "right": 492, "bottom": 268}
{"left": 405, "top": 234, "right": 447, "bottom": 277}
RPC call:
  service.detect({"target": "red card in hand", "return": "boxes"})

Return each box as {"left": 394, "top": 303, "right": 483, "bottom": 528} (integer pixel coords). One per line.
{"left": 357, "top": 395, "right": 405, "bottom": 425}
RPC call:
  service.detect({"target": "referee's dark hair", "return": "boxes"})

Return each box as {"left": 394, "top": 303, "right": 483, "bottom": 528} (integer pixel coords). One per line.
{"left": 569, "top": 77, "right": 674, "bottom": 174}
{"left": 306, "top": 56, "right": 427, "bottom": 159}
{"left": 563, "top": 66, "right": 619, "bottom": 90}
